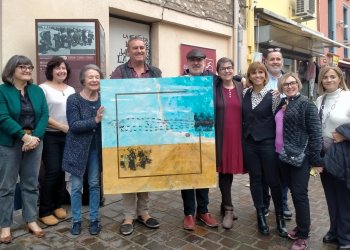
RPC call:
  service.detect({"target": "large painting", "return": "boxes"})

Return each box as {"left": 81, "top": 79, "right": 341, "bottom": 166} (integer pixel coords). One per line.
{"left": 100, "top": 76, "right": 216, "bottom": 194}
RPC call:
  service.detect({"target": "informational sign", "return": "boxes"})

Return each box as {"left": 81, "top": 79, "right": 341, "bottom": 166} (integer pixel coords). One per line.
{"left": 35, "top": 19, "right": 105, "bottom": 91}
{"left": 108, "top": 17, "right": 150, "bottom": 78}
{"left": 100, "top": 76, "right": 216, "bottom": 194}
{"left": 180, "top": 44, "right": 216, "bottom": 74}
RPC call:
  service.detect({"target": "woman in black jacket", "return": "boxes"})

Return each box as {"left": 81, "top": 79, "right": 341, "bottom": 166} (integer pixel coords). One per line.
{"left": 242, "top": 62, "right": 287, "bottom": 238}
{"left": 277, "top": 72, "right": 323, "bottom": 250}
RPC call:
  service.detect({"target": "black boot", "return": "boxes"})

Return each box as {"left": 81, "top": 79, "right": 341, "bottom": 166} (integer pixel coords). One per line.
{"left": 276, "top": 213, "right": 288, "bottom": 237}
{"left": 257, "top": 209, "right": 269, "bottom": 235}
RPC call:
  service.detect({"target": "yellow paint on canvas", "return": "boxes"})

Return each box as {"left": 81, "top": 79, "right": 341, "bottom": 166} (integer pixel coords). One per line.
{"left": 102, "top": 142, "right": 216, "bottom": 194}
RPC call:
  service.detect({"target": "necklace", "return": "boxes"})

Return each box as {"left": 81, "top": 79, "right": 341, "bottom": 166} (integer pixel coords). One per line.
{"left": 48, "top": 82, "right": 67, "bottom": 96}
{"left": 320, "top": 90, "right": 342, "bottom": 129}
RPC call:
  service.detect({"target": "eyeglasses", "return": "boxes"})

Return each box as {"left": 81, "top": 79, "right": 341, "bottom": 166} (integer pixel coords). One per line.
{"left": 219, "top": 66, "right": 234, "bottom": 72}
{"left": 16, "top": 65, "right": 34, "bottom": 72}
{"left": 267, "top": 48, "right": 281, "bottom": 52}
{"left": 283, "top": 81, "right": 298, "bottom": 88}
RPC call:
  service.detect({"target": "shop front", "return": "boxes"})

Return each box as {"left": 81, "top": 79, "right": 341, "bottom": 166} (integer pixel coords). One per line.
{"left": 254, "top": 8, "right": 347, "bottom": 98}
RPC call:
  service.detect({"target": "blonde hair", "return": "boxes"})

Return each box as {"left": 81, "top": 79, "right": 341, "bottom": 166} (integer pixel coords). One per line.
{"left": 318, "top": 65, "right": 349, "bottom": 95}
{"left": 246, "top": 62, "right": 269, "bottom": 87}
{"left": 278, "top": 72, "right": 302, "bottom": 93}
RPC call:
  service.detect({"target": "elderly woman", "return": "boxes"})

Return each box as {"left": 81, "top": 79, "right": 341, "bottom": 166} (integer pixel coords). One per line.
{"left": 242, "top": 62, "right": 287, "bottom": 237}
{"left": 214, "top": 57, "right": 244, "bottom": 229}
{"left": 62, "top": 64, "right": 104, "bottom": 236}
{"left": 316, "top": 66, "right": 350, "bottom": 249}
{"left": 0, "top": 55, "right": 48, "bottom": 243}
{"left": 39, "top": 56, "right": 75, "bottom": 226}
{"left": 277, "top": 72, "right": 323, "bottom": 250}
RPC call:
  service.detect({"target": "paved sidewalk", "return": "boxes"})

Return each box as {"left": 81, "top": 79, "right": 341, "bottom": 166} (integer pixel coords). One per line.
{"left": 0, "top": 174, "right": 337, "bottom": 249}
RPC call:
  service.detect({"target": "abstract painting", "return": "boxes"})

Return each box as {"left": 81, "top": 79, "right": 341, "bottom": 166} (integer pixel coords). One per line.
{"left": 100, "top": 76, "right": 216, "bottom": 194}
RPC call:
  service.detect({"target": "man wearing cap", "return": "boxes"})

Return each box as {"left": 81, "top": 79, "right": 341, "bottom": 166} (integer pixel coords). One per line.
{"left": 110, "top": 37, "right": 161, "bottom": 236}
{"left": 263, "top": 48, "right": 293, "bottom": 221}
{"left": 180, "top": 49, "right": 219, "bottom": 230}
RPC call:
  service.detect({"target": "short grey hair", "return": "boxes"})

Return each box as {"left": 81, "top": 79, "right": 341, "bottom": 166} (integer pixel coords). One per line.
{"left": 79, "top": 64, "right": 104, "bottom": 85}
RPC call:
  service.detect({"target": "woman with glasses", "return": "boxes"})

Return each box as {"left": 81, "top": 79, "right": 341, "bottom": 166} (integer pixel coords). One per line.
{"left": 62, "top": 64, "right": 104, "bottom": 236}
{"left": 316, "top": 66, "right": 350, "bottom": 249}
{"left": 0, "top": 55, "right": 48, "bottom": 243}
{"left": 38, "top": 56, "right": 75, "bottom": 226}
{"left": 242, "top": 62, "right": 287, "bottom": 237}
{"left": 277, "top": 72, "right": 323, "bottom": 250}
{"left": 214, "top": 57, "right": 245, "bottom": 229}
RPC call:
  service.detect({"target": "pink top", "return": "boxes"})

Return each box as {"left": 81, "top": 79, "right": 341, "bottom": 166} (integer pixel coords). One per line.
{"left": 275, "top": 108, "right": 284, "bottom": 153}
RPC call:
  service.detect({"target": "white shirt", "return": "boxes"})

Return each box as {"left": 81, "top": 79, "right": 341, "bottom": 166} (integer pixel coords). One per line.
{"left": 266, "top": 72, "right": 281, "bottom": 90}
{"left": 40, "top": 83, "right": 75, "bottom": 132}
{"left": 316, "top": 88, "right": 350, "bottom": 139}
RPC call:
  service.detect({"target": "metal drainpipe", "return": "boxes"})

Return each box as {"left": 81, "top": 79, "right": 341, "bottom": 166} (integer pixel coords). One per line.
{"left": 233, "top": 0, "right": 240, "bottom": 74}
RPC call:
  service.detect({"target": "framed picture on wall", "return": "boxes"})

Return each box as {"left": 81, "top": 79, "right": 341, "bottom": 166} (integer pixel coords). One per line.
{"left": 180, "top": 44, "right": 216, "bottom": 75}
{"left": 35, "top": 19, "right": 105, "bottom": 91}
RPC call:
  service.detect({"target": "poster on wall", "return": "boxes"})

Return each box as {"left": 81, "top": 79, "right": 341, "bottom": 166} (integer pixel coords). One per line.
{"left": 100, "top": 76, "right": 216, "bottom": 194}
{"left": 35, "top": 19, "right": 105, "bottom": 91}
{"left": 108, "top": 17, "right": 150, "bottom": 78}
{"left": 180, "top": 44, "right": 216, "bottom": 75}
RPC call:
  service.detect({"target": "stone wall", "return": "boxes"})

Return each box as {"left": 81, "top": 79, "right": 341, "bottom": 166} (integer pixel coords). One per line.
{"left": 140, "top": 0, "right": 233, "bottom": 24}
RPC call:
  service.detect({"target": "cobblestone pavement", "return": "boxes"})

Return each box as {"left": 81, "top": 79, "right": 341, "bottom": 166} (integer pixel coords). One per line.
{"left": 0, "top": 174, "right": 337, "bottom": 250}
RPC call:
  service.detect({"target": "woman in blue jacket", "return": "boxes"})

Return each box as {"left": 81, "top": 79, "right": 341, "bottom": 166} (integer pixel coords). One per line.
{"left": 0, "top": 55, "right": 48, "bottom": 243}
{"left": 62, "top": 64, "right": 104, "bottom": 236}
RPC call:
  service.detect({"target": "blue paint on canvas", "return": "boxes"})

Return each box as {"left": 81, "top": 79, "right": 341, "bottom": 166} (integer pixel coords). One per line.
{"left": 100, "top": 76, "right": 214, "bottom": 148}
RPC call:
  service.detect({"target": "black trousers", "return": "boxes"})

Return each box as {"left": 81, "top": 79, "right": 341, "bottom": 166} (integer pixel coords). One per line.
{"left": 39, "top": 132, "right": 66, "bottom": 217}
{"left": 181, "top": 188, "right": 209, "bottom": 216}
{"left": 263, "top": 175, "right": 289, "bottom": 211}
{"left": 279, "top": 158, "right": 310, "bottom": 239}
{"left": 219, "top": 173, "right": 233, "bottom": 207}
{"left": 321, "top": 171, "right": 350, "bottom": 245}
{"left": 243, "top": 138, "right": 283, "bottom": 214}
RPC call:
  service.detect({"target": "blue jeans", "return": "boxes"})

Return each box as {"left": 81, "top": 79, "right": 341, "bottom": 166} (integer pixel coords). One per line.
{"left": 70, "top": 146, "right": 100, "bottom": 222}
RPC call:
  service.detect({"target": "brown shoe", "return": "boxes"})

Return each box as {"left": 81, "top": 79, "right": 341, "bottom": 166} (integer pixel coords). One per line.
{"left": 0, "top": 228, "right": 12, "bottom": 244}
{"left": 26, "top": 222, "right": 45, "bottom": 238}
{"left": 54, "top": 208, "right": 67, "bottom": 219}
{"left": 183, "top": 215, "right": 196, "bottom": 230}
{"left": 197, "top": 213, "right": 219, "bottom": 227}
{"left": 39, "top": 215, "right": 59, "bottom": 226}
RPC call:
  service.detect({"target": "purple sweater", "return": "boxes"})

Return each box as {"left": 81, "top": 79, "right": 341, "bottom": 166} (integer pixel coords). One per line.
{"left": 275, "top": 109, "right": 284, "bottom": 154}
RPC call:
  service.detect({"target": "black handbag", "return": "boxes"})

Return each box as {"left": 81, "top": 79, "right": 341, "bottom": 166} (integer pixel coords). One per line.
{"left": 279, "top": 148, "right": 306, "bottom": 167}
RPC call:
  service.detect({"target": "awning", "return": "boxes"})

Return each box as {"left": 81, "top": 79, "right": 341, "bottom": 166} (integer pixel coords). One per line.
{"left": 255, "top": 8, "right": 348, "bottom": 57}
{"left": 338, "top": 59, "right": 350, "bottom": 70}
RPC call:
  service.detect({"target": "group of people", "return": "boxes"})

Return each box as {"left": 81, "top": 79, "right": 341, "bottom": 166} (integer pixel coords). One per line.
{"left": 0, "top": 55, "right": 105, "bottom": 242}
{"left": 0, "top": 37, "right": 349, "bottom": 250}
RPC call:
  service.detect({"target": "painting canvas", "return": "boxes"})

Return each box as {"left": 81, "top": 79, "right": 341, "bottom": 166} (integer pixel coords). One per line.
{"left": 100, "top": 76, "right": 216, "bottom": 194}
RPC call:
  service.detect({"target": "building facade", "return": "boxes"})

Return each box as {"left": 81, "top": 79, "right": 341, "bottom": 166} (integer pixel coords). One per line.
{"left": 319, "top": 0, "right": 350, "bottom": 83}
{"left": 244, "top": 0, "right": 348, "bottom": 96}
{"left": 0, "top": 0, "right": 242, "bottom": 80}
